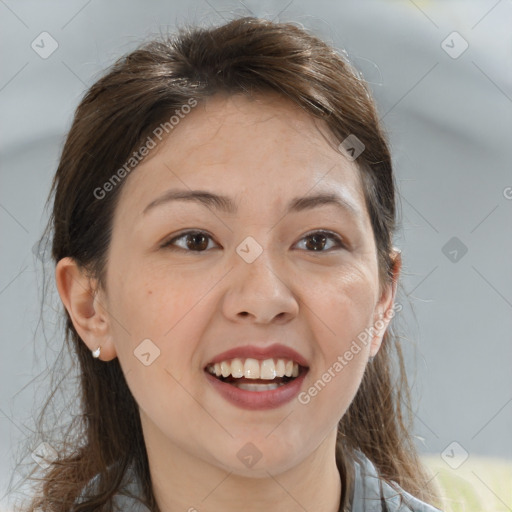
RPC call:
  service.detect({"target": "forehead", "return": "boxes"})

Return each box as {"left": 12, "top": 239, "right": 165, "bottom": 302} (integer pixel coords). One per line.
{"left": 115, "top": 92, "right": 367, "bottom": 222}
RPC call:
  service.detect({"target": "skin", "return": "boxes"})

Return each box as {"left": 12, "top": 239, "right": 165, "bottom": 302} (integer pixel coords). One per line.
{"left": 56, "top": 92, "right": 401, "bottom": 512}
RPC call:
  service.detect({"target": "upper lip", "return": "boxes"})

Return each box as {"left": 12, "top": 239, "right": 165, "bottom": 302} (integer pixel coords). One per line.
{"left": 206, "top": 343, "right": 310, "bottom": 368}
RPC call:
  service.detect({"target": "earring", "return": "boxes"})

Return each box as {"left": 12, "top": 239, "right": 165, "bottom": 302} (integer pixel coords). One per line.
{"left": 368, "top": 355, "right": 375, "bottom": 363}
{"left": 92, "top": 346, "right": 101, "bottom": 358}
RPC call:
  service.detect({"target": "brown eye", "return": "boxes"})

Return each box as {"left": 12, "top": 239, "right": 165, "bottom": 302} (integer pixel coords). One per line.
{"left": 297, "top": 231, "right": 344, "bottom": 252}
{"left": 186, "top": 232, "right": 209, "bottom": 250}
{"left": 162, "top": 230, "right": 218, "bottom": 252}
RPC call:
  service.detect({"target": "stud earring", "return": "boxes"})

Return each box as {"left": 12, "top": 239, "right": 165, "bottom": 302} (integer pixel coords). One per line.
{"left": 368, "top": 355, "right": 375, "bottom": 363}
{"left": 92, "top": 346, "right": 101, "bottom": 358}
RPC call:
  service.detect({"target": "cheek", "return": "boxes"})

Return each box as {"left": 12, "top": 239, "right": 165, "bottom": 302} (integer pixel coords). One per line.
{"left": 297, "top": 265, "right": 376, "bottom": 409}
{"left": 106, "top": 262, "right": 223, "bottom": 380}
{"left": 303, "top": 263, "right": 377, "bottom": 347}
{"left": 108, "top": 260, "right": 205, "bottom": 336}
{"left": 108, "top": 272, "right": 207, "bottom": 429}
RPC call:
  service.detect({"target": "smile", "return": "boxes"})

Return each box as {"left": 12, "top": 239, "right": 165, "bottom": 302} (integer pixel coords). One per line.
{"left": 206, "top": 357, "right": 303, "bottom": 391}
{"left": 204, "top": 350, "right": 309, "bottom": 410}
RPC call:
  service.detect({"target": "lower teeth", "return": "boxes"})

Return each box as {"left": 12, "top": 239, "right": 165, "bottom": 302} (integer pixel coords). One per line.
{"left": 233, "top": 382, "right": 287, "bottom": 391}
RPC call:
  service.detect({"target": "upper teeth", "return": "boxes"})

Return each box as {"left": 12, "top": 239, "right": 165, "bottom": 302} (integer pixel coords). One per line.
{"left": 206, "top": 358, "right": 300, "bottom": 379}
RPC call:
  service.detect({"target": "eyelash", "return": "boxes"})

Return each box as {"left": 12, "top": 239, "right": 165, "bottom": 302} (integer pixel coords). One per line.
{"left": 160, "top": 229, "right": 345, "bottom": 253}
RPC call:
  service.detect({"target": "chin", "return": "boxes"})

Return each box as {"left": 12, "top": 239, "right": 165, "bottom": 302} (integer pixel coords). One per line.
{"left": 209, "top": 445, "right": 304, "bottom": 478}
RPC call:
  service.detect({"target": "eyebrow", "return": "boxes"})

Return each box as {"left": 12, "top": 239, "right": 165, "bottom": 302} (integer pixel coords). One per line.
{"left": 142, "top": 188, "right": 362, "bottom": 219}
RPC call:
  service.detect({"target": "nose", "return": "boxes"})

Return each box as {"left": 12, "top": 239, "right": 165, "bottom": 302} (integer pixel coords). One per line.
{"left": 222, "top": 247, "right": 299, "bottom": 324}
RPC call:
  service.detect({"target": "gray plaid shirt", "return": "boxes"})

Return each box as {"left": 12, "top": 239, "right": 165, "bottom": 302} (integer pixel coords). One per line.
{"left": 347, "top": 451, "right": 442, "bottom": 512}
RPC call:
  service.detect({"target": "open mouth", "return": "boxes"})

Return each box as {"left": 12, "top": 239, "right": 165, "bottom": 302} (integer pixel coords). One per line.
{"left": 205, "top": 358, "right": 308, "bottom": 392}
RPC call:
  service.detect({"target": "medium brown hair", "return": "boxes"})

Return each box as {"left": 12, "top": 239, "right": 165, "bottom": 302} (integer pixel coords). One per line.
{"left": 19, "top": 16, "right": 439, "bottom": 511}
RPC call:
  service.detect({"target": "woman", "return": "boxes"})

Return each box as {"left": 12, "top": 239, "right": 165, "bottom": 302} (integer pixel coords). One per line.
{"left": 23, "top": 16, "right": 443, "bottom": 512}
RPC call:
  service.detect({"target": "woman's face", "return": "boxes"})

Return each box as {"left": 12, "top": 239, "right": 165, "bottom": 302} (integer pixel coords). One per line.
{"left": 100, "top": 93, "right": 396, "bottom": 476}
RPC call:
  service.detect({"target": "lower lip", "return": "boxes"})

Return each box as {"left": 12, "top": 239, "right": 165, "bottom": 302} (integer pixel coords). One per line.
{"left": 205, "top": 370, "right": 308, "bottom": 410}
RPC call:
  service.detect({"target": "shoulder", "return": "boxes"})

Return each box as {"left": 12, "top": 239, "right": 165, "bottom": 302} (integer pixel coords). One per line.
{"left": 349, "top": 450, "right": 443, "bottom": 512}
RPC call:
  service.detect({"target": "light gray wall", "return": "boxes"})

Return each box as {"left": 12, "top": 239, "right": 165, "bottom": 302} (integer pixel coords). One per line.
{"left": 1, "top": 0, "right": 511, "bottom": 507}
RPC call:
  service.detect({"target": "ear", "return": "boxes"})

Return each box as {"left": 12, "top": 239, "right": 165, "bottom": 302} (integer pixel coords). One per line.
{"left": 55, "top": 257, "right": 117, "bottom": 361}
{"left": 369, "top": 248, "right": 402, "bottom": 357}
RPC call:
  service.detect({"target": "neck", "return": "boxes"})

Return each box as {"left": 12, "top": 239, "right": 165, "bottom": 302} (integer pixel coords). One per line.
{"left": 143, "top": 423, "right": 342, "bottom": 512}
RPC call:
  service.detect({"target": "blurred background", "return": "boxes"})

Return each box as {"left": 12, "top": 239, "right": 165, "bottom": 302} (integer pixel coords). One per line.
{"left": 1, "top": 1, "right": 511, "bottom": 510}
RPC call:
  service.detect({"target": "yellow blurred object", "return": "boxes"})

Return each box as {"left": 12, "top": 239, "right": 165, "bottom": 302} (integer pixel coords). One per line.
{"left": 421, "top": 455, "right": 512, "bottom": 512}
